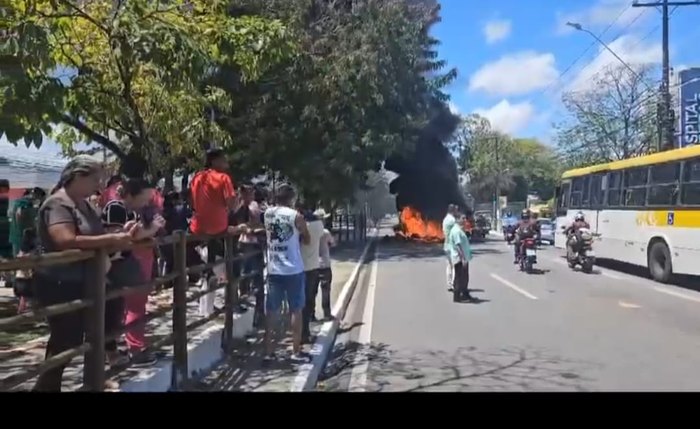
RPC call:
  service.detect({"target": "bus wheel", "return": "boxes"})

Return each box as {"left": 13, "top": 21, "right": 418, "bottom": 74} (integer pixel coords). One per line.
{"left": 648, "top": 241, "right": 672, "bottom": 284}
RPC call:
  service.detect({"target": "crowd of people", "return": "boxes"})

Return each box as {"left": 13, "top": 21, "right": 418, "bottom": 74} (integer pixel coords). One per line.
{"left": 1, "top": 149, "right": 338, "bottom": 390}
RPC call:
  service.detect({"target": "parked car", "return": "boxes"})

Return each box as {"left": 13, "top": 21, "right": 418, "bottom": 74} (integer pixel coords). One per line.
{"left": 537, "top": 218, "right": 555, "bottom": 245}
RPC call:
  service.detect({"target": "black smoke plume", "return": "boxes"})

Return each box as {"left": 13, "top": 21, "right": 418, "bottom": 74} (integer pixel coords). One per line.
{"left": 385, "top": 101, "right": 467, "bottom": 222}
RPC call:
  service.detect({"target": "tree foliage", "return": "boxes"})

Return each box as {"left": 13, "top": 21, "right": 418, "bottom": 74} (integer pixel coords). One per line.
{"left": 212, "top": 0, "right": 457, "bottom": 204}
{"left": 1, "top": 0, "right": 457, "bottom": 205}
{"left": 555, "top": 64, "right": 659, "bottom": 169}
{"left": 0, "top": 0, "right": 292, "bottom": 176}
{"left": 454, "top": 114, "right": 559, "bottom": 203}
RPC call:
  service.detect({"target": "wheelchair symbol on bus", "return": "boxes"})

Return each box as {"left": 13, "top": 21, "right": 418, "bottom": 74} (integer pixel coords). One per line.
{"left": 667, "top": 212, "right": 674, "bottom": 226}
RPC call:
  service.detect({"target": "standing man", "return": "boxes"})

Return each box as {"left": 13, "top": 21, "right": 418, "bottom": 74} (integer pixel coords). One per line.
{"left": 316, "top": 209, "right": 335, "bottom": 321}
{"left": 232, "top": 184, "right": 264, "bottom": 319}
{"left": 449, "top": 213, "right": 475, "bottom": 303}
{"left": 263, "top": 184, "right": 310, "bottom": 363}
{"left": 190, "top": 149, "right": 246, "bottom": 315}
{"left": 299, "top": 204, "right": 325, "bottom": 343}
{"left": 442, "top": 204, "right": 458, "bottom": 289}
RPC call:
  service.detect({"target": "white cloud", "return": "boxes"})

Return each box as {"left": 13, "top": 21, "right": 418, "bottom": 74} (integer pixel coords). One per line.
{"left": 483, "top": 19, "right": 511, "bottom": 44}
{"left": 469, "top": 51, "right": 559, "bottom": 96}
{"left": 556, "top": 0, "right": 650, "bottom": 35}
{"left": 473, "top": 100, "right": 536, "bottom": 135}
{"left": 568, "top": 34, "right": 661, "bottom": 92}
{"left": 448, "top": 101, "right": 461, "bottom": 115}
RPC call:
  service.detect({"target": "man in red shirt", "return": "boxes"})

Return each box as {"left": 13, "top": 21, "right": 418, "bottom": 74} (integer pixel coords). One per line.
{"left": 189, "top": 149, "right": 246, "bottom": 284}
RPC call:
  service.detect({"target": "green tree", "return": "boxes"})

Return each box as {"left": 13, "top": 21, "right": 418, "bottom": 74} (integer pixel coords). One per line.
{"left": 212, "top": 0, "right": 455, "bottom": 204}
{"left": 455, "top": 115, "right": 559, "bottom": 203}
{"left": 0, "top": 0, "right": 292, "bottom": 178}
{"left": 555, "top": 64, "right": 659, "bottom": 168}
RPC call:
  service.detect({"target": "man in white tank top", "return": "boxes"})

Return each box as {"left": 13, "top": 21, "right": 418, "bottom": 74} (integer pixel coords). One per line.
{"left": 263, "top": 184, "right": 311, "bottom": 363}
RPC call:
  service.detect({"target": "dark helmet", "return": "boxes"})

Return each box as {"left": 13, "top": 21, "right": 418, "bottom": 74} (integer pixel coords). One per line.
{"left": 521, "top": 209, "right": 531, "bottom": 219}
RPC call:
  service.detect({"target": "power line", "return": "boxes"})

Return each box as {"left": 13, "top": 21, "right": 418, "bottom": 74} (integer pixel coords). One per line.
{"left": 632, "top": 0, "right": 700, "bottom": 151}
{"left": 538, "top": 5, "right": 632, "bottom": 98}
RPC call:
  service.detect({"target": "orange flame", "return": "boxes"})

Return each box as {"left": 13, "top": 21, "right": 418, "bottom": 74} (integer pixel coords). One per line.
{"left": 399, "top": 206, "right": 444, "bottom": 241}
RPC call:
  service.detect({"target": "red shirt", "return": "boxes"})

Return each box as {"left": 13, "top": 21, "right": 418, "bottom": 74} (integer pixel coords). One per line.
{"left": 189, "top": 169, "right": 235, "bottom": 235}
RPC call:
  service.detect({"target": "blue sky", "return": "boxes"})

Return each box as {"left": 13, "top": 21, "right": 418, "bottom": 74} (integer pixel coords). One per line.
{"left": 434, "top": 0, "right": 700, "bottom": 143}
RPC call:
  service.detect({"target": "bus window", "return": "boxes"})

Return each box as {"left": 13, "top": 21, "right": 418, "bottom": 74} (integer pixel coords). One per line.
{"left": 648, "top": 162, "right": 680, "bottom": 206}
{"left": 581, "top": 176, "right": 591, "bottom": 207}
{"left": 589, "top": 174, "right": 605, "bottom": 207}
{"left": 681, "top": 158, "right": 700, "bottom": 205}
{"left": 557, "top": 182, "right": 571, "bottom": 216}
{"left": 570, "top": 177, "right": 585, "bottom": 208}
{"left": 623, "top": 168, "right": 648, "bottom": 207}
{"left": 607, "top": 171, "right": 622, "bottom": 206}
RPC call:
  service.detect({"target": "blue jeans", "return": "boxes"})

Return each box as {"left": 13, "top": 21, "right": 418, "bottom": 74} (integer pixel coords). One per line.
{"left": 266, "top": 273, "right": 305, "bottom": 313}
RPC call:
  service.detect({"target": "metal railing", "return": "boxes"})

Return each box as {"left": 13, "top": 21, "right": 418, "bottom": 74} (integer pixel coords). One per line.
{"left": 330, "top": 211, "right": 368, "bottom": 244}
{"left": 0, "top": 230, "right": 263, "bottom": 392}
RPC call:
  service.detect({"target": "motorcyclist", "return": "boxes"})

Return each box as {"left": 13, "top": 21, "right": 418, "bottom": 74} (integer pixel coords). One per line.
{"left": 513, "top": 209, "right": 539, "bottom": 263}
{"left": 565, "top": 211, "right": 590, "bottom": 259}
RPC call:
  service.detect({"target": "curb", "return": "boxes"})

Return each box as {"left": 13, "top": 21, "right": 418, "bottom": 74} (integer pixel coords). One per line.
{"left": 290, "top": 230, "right": 377, "bottom": 392}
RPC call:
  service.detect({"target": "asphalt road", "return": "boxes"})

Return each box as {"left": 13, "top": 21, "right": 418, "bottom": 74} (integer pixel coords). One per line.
{"left": 319, "top": 234, "right": 700, "bottom": 392}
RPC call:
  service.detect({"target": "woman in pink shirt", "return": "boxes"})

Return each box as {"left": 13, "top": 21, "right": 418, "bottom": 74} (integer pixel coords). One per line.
{"left": 102, "top": 177, "right": 165, "bottom": 365}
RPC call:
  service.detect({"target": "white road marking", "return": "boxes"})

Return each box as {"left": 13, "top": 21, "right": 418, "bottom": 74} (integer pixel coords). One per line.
{"left": 490, "top": 273, "right": 538, "bottom": 300}
{"left": 348, "top": 245, "right": 379, "bottom": 392}
{"left": 618, "top": 301, "right": 641, "bottom": 309}
{"left": 653, "top": 286, "right": 700, "bottom": 304}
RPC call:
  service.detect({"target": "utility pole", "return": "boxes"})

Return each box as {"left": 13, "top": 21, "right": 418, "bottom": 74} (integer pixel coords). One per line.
{"left": 493, "top": 135, "right": 500, "bottom": 231}
{"left": 632, "top": 0, "right": 700, "bottom": 151}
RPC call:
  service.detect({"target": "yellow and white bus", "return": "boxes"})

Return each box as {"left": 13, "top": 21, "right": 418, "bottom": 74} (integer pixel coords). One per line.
{"left": 554, "top": 145, "right": 700, "bottom": 283}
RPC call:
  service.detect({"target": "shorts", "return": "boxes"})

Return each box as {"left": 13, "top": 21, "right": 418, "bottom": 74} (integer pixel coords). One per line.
{"left": 266, "top": 273, "right": 305, "bottom": 313}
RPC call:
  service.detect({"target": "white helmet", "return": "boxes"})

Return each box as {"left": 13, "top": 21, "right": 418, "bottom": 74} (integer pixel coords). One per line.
{"left": 574, "top": 211, "right": 585, "bottom": 222}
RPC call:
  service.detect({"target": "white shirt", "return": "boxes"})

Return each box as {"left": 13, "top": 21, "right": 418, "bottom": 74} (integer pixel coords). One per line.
{"left": 319, "top": 229, "right": 333, "bottom": 269}
{"left": 301, "top": 219, "right": 324, "bottom": 271}
{"left": 264, "top": 206, "right": 304, "bottom": 276}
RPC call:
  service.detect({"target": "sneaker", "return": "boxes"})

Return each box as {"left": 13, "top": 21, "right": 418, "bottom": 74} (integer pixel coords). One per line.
{"left": 289, "top": 352, "right": 312, "bottom": 364}
{"left": 129, "top": 351, "right": 159, "bottom": 367}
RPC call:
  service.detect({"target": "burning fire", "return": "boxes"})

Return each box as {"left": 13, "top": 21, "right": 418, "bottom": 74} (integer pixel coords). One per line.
{"left": 398, "top": 207, "right": 444, "bottom": 242}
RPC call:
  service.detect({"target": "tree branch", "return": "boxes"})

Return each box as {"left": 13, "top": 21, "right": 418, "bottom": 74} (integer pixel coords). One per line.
{"left": 60, "top": 114, "right": 127, "bottom": 160}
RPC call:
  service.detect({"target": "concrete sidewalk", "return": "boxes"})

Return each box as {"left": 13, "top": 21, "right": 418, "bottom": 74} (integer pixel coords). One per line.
{"left": 191, "top": 242, "right": 370, "bottom": 392}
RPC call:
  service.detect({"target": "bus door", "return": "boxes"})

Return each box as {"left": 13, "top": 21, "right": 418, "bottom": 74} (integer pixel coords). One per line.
{"left": 554, "top": 180, "right": 571, "bottom": 249}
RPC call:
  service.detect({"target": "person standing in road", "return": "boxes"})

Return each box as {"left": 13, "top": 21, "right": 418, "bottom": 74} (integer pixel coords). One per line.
{"left": 449, "top": 213, "right": 474, "bottom": 303}
{"left": 316, "top": 209, "right": 335, "bottom": 321}
{"left": 299, "top": 204, "right": 325, "bottom": 343}
{"left": 442, "top": 204, "right": 458, "bottom": 288}
{"left": 263, "top": 184, "right": 310, "bottom": 363}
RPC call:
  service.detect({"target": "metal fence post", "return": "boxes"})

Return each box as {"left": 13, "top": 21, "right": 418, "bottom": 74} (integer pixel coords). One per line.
{"left": 83, "top": 248, "right": 107, "bottom": 391}
{"left": 345, "top": 215, "right": 350, "bottom": 242}
{"left": 172, "top": 231, "right": 189, "bottom": 390}
{"left": 223, "top": 235, "right": 236, "bottom": 352}
{"left": 353, "top": 215, "right": 358, "bottom": 241}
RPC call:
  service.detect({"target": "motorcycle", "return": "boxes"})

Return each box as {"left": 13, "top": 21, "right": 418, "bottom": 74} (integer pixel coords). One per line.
{"left": 567, "top": 227, "right": 595, "bottom": 273}
{"left": 503, "top": 224, "right": 517, "bottom": 243}
{"left": 518, "top": 237, "right": 538, "bottom": 274}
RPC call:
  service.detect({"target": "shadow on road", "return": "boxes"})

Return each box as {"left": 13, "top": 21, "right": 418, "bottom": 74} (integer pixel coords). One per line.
{"left": 377, "top": 238, "right": 506, "bottom": 262}
{"left": 552, "top": 255, "right": 700, "bottom": 291}
{"left": 319, "top": 342, "right": 599, "bottom": 392}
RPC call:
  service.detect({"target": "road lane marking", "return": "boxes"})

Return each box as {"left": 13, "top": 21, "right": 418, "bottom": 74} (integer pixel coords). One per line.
{"left": 348, "top": 245, "right": 379, "bottom": 392}
{"left": 618, "top": 301, "right": 641, "bottom": 309}
{"left": 653, "top": 286, "right": 700, "bottom": 304}
{"left": 490, "top": 274, "right": 538, "bottom": 300}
